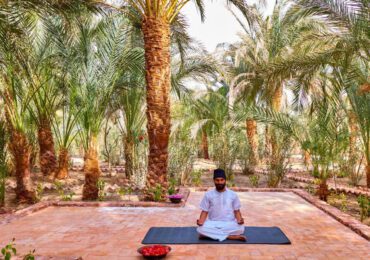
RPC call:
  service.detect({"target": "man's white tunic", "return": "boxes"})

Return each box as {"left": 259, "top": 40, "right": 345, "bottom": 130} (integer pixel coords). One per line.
{"left": 197, "top": 188, "right": 244, "bottom": 241}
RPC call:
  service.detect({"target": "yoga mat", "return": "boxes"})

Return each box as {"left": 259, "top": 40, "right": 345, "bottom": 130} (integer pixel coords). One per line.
{"left": 142, "top": 226, "right": 291, "bottom": 244}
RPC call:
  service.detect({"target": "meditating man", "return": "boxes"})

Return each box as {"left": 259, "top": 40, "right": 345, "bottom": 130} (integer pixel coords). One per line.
{"left": 196, "top": 168, "right": 246, "bottom": 241}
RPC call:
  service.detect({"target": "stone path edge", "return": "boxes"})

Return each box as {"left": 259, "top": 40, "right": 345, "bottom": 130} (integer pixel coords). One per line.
{"left": 0, "top": 188, "right": 190, "bottom": 226}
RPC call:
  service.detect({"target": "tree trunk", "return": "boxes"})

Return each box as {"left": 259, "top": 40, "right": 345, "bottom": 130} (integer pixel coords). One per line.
{"left": 348, "top": 111, "right": 358, "bottom": 158}
{"left": 142, "top": 17, "right": 171, "bottom": 195}
{"left": 271, "top": 86, "right": 283, "bottom": 162}
{"left": 303, "top": 150, "right": 311, "bottom": 166}
{"left": 201, "top": 129, "right": 209, "bottom": 160}
{"left": 56, "top": 148, "right": 69, "bottom": 179}
{"left": 82, "top": 136, "right": 100, "bottom": 200}
{"left": 366, "top": 164, "right": 370, "bottom": 188}
{"left": 264, "top": 124, "right": 271, "bottom": 162}
{"left": 359, "top": 82, "right": 370, "bottom": 94}
{"left": 316, "top": 179, "right": 329, "bottom": 201}
{"left": 8, "top": 130, "right": 36, "bottom": 203}
{"left": 272, "top": 86, "right": 283, "bottom": 112}
{"left": 124, "top": 137, "right": 134, "bottom": 180}
{"left": 246, "top": 119, "right": 259, "bottom": 166}
{"left": 38, "top": 116, "right": 57, "bottom": 178}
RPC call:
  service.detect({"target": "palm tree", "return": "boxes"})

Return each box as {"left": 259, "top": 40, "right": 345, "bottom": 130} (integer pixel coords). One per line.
{"left": 67, "top": 14, "right": 144, "bottom": 200}
{"left": 114, "top": 85, "right": 147, "bottom": 181}
{"left": 72, "top": 16, "right": 117, "bottom": 200}
{"left": 331, "top": 63, "right": 370, "bottom": 188}
{"left": 271, "top": 0, "right": 369, "bottom": 186}
{"left": 108, "top": 0, "right": 250, "bottom": 193}
{"left": 25, "top": 22, "right": 61, "bottom": 179}
{"left": 249, "top": 79, "right": 349, "bottom": 199}
{"left": 0, "top": 0, "right": 99, "bottom": 202}
{"left": 227, "top": 0, "right": 327, "bottom": 169}
{"left": 347, "top": 87, "right": 370, "bottom": 188}
{"left": 0, "top": 21, "right": 38, "bottom": 202}
{"left": 0, "top": 116, "right": 7, "bottom": 207}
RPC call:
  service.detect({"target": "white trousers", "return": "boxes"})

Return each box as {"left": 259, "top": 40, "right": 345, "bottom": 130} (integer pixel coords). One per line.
{"left": 197, "top": 220, "right": 245, "bottom": 241}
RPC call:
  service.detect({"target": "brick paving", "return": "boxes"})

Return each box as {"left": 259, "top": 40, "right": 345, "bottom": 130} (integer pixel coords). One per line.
{"left": 0, "top": 192, "right": 369, "bottom": 259}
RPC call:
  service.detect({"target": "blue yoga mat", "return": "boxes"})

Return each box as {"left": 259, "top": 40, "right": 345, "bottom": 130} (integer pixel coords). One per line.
{"left": 142, "top": 226, "right": 291, "bottom": 244}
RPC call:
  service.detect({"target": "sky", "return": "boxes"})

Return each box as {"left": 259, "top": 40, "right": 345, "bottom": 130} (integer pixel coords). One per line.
{"left": 182, "top": 0, "right": 275, "bottom": 52}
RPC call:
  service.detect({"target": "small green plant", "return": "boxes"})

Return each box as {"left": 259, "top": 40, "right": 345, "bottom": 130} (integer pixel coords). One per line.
{"left": 228, "top": 180, "right": 236, "bottom": 187}
{"left": 117, "top": 187, "right": 125, "bottom": 196}
{"left": 35, "top": 183, "right": 44, "bottom": 202}
{"left": 248, "top": 175, "right": 260, "bottom": 188}
{"left": 62, "top": 192, "right": 75, "bottom": 201}
{"left": 313, "top": 178, "right": 321, "bottom": 186}
{"left": 311, "top": 165, "right": 320, "bottom": 178}
{"left": 23, "top": 249, "right": 36, "bottom": 260}
{"left": 339, "top": 193, "right": 347, "bottom": 212}
{"left": 54, "top": 181, "right": 74, "bottom": 201}
{"left": 336, "top": 170, "right": 347, "bottom": 178}
{"left": 191, "top": 170, "right": 202, "bottom": 187}
{"left": 149, "top": 184, "right": 163, "bottom": 202}
{"left": 167, "top": 178, "right": 177, "bottom": 195}
{"left": 357, "top": 195, "right": 370, "bottom": 222}
{"left": 97, "top": 179, "right": 106, "bottom": 201}
{"left": 1, "top": 238, "right": 16, "bottom": 260}
{"left": 306, "top": 183, "right": 315, "bottom": 194}
{"left": 117, "top": 186, "right": 133, "bottom": 201}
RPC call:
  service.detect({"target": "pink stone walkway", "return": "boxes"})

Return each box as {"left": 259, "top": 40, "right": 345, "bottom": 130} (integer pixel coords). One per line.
{"left": 0, "top": 192, "right": 369, "bottom": 259}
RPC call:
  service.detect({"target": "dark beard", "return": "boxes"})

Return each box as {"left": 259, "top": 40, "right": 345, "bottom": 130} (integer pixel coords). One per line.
{"left": 215, "top": 183, "right": 226, "bottom": 191}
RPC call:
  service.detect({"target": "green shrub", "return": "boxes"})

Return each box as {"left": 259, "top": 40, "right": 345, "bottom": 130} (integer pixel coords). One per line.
{"left": 1, "top": 238, "right": 35, "bottom": 260}
{"left": 248, "top": 175, "right": 260, "bottom": 188}
{"left": 54, "top": 181, "right": 75, "bottom": 201}
{"left": 1, "top": 238, "right": 16, "bottom": 260}
{"left": 167, "top": 178, "right": 177, "bottom": 195}
{"left": 149, "top": 184, "right": 163, "bottom": 202}
{"left": 117, "top": 186, "right": 133, "bottom": 200}
{"left": 97, "top": 179, "right": 106, "bottom": 201}
{"left": 266, "top": 131, "right": 292, "bottom": 188}
{"left": 357, "top": 195, "right": 370, "bottom": 222}
{"left": 191, "top": 170, "right": 202, "bottom": 187}
{"left": 35, "top": 183, "right": 44, "bottom": 202}
{"left": 23, "top": 249, "right": 36, "bottom": 260}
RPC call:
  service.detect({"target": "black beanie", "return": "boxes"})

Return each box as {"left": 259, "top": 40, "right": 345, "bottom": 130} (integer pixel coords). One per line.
{"left": 213, "top": 168, "right": 226, "bottom": 179}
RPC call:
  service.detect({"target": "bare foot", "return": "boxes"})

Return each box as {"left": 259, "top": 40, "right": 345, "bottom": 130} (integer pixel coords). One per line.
{"left": 227, "top": 235, "right": 247, "bottom": 241}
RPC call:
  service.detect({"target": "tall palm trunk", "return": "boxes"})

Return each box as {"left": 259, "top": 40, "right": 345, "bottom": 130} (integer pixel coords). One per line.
{"left": 272, "top": 86, "right": 283, "bottom": 112}
{"left": 348, "top": 111, "right": 358, "bottom": 158}
{"left": 38, "top": 115, "right": 57, "bottom": 178}
{"left": 8, "top": 130, "right": 36, "bottom": 203}
{"left": 4, "top": 91, "right": 35, "bottom": 203}
{"left": 82, "top": 136, "right": 100, "bottom": 200}
{"left": 264, "top": 124, "right": 270, "bottom": 162}
{"left": 56, "top": 148, "right": 69, "bottom": 179}
{"left": 124, "top": 136, "right": 134, "bottom": 180}
{"left": 317, "top": 178, "right": 329, "bottom": 201}
{"left": 271, "top": 86, "right": 283, "bottom": 161}
{"left": 303, "top": 150, "right": 311, "bottom": 166}
{"left": 201, "top": 129, "right": 209, "bottom": 160}
{"left": 246, "top": 119, "right": 259, "bottom": 166}
{"left": 142, "top": 17, "right": 170, "bottom": 193}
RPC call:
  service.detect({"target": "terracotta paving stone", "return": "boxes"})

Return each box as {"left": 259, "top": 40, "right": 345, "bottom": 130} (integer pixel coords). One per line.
{"left": 0, "top": 191, "right": 369, "bottom": 259}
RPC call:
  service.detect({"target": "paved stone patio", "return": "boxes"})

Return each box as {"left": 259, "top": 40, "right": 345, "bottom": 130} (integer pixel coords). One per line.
{"left": 0, "top": 192, "right": 369, "bottom": 259}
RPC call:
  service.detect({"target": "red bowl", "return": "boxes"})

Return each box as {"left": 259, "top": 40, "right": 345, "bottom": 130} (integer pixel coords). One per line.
{"left": 138, "top": 245, "right": 171, "bottom": 259}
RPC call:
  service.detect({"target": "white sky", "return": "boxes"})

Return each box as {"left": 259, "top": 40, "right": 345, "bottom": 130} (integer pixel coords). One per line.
{"left": 182, "top": 0, "right": 275, "bottom": 52}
